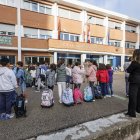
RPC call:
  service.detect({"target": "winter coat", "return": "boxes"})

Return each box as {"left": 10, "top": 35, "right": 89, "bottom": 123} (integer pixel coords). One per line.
{"left": 124, "top": 62, "right": 131, "bottom": 78}
{"left": 0, "top": 67, "right": 17, "bottom": 92}
{"left": 107, "top": 69, "right": 113, "bottom": 83}
{"left": 72, "top": 66, "right": 85, "bottom": 84}
{"left": 56, "top": 64, "right": 66, "bottom": 82}
{"left": 127, "top": 61, "right": 140, "bottom": 84}
{"left": 86, "top": 65, "right": 97, "bottom": 82}
{"left": 96, "top": 70, "right": 109, "bottom": 83}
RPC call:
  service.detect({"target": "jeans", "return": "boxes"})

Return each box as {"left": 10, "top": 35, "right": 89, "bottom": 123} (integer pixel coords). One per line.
{"left": 0, "top": 91, "right": 15, "bottom": 114}
{"left": 125, "top": 77, "right": 129, "bottom": 96}
{"left": 107, "top": 83, "right": 113, "bottom": 95}
{"left": 36, "top": 78, "right": 45, "bottom": 90}
{"left": 57, "top": 82, "right": 66, "bottom": 102}
{"left": 89, "top": 81, "right": 95, "bottom": 99}
{"left": 99, "top": 83, "right": 107, "bottom": 96}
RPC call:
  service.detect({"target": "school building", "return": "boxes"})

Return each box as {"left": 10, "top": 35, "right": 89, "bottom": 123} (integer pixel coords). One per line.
{"left": 0, "top": 0, "right": 140, "bottom": 70}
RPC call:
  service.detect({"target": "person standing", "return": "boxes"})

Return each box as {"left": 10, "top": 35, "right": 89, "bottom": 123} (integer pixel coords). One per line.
{"left": 16, "top": 61, "right": 28, "bottom": 103}
{"left": 86, "top": 60, "right": 97, "bottom": 101}
{"left": 56, "top": 59, "right": 67, "bottom": 103}
{"left": 124, "top": 57, "right": 132, "bottom": 97}
{"left": 0, "top": 58, "right": 18, "bottom": 120}
{"left": 125, "top": 49, "right": 140, "bottom": 118}
{"left": 66, "top": 64, "right": 72, "bottom": 86}
{"left": 72, "top": 62, "right": 85, "bottom": 89}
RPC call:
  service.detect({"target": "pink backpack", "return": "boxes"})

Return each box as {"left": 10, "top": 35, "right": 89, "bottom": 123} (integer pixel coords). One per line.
{"left": 73, "top": 88, "right": 83, "bottom": 104}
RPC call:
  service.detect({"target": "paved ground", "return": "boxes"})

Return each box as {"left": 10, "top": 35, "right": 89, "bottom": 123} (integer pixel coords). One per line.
{"left": 0, "top": 72, "right": 128, "bottom": 140}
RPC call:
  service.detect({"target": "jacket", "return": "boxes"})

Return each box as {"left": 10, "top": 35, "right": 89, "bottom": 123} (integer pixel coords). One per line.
{"left": 56, "top": 64, "right": 66, "bottom": 82}
{"left": 107, "top": 69, "right": 113, "bottom": 83}
{"left": 127, "top": 61, "right": 140, "bottom": 84}
{"left": 86, "top": 65, "right": 97, "bottom": 82}
{"left": 0, "top": 67, "right": 17, "bottom": 92}
{"left": 72, "top": 66, "right": 85, "bottom": 84}
{"left": 46, "top": 69, "right": 56, "bottom": 87}
{"left": 96, "top": 70, "right": 109, "bottom": 83}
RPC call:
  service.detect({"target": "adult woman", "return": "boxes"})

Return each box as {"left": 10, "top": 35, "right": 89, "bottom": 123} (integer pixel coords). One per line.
{"left": 125, "top": 49, "right": 140, "bottom": 117}
{"left": 56, "top": 59, "right": 66, "bottom": 103}
{"left": 72, "top": 62, "right": 85, "bottom": 89}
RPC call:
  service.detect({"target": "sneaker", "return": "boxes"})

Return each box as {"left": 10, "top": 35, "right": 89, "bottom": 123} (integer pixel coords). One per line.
{"left": 25, "top": 100, "right": 28, "bottom": 104}
{"left": 35, "top": 90, "right": 40, "bottom": 92}
{"left": 59, "top": 100, "right": 62, "bottom": 104}
{"left": 32, "top": 86, "right": 35, "bottom": 88}
{"left": 106, "top": 95, "right": 111, "bottom": 98}
{"left": 5, "top": 113, "right": 14, "bottom": 119}
{"left": 92, "top": 99, "right": 95, "bottom": 102}
{"left": 0, "top": 113, "right": 6, "bottom": 120}
{"left": 111, "top": 94, "right": 114, "bottom": 97}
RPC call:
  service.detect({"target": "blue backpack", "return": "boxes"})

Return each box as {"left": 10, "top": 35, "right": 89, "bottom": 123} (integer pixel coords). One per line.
{"left": 62, "top": 88, "right": 74, "bottom": 106}
{"left": 83, "top": 86, "right": 93, "bottom": 102}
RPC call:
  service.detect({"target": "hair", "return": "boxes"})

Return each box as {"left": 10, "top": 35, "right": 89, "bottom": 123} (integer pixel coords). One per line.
{"left": 92, "top": 60, "right": 98, "bottom": 67}
{"left": 106, "top": 64, "right": 112, "bottom": 69}
{"left": 98, "top": 63, "right": 106, "bottom": 70}
{"left": 0, "top": 58, "right": 10, "bottom": 66}
{"left": 128, "top": 57, "right": 132, "bottom": 62}
{"left": 75, "top": 61, "right": 81, "bottom": 66}
{"left": 132, "top": 49, "right": 140, "bottom": 63}
{"left": 36, "top": 62, "right": 40, "bottom": 66}
{"left": 57, "top": 59, "right": 65, "bottom": 67}
{"left": 17, "top": 61, "right": 23, "bottom": 67}
{"left": 88, "top": 59, "right": 93, "bottom": 63}
{"left": 50, "top": 63, "right": 56, "bottom": 72}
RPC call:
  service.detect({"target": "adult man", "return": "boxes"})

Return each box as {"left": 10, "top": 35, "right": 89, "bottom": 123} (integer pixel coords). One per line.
{"left": 0, "top": 58, "right": 18, "bottom": 120}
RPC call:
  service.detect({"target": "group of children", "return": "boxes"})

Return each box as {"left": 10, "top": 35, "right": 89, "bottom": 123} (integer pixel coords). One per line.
{"left": 0, "top": 57, "right": 114, "bottom": 120}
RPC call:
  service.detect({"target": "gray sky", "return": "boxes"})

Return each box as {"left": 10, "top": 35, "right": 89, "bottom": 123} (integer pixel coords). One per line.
{"left": 80, "top": 0, "right": 140, "bottom": 20}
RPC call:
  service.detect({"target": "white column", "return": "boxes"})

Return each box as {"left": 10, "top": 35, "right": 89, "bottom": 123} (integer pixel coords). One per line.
{"left": 80, "top": 10, "right": 87, "bottom": 42}
{"left": 120, "top": 21, "right": 126, "bottom": 71}
{"left": 53, "top": 52, "right": 57, "bottom": 64}
{"left": 136, "top": 25, "right": 140, "bottom": 49}
{"left": 17, "top": 0, "right": 22, "bottom": 61}
{"left": 52, "top": 3, "right": 58, "bottom": 39}
{"left": 81, "top": 54, "right": 86, "bottom": 65}
{"left": 103, "top": 55, "right": 108, "bottom": 65}
{"left": 99, "top": 56, "right": 104, "bottom": 63}
{"left": 103, "top": 17, "right": 109, "bottom": 45}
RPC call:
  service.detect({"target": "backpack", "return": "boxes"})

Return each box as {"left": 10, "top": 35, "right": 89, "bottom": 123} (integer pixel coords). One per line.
{"left": 83, "top": 86, "right": 93, "bottom": 102}
{"left": 73, "top": 88, "right": 83, "bottom": 104}
{"left": 62, "top": 88, "right": 74, "bottom": 106}
{"left": 41, "top": 89, "right": 54, "bottom": 108}
{"left": 24, "top": 70, "right": 33, "bottom": 87}
{"left": 94, "top": 85, "right": 103, "bottom": 99}
{"left": 14, "top": 94, "right": 26, "bottom": 118}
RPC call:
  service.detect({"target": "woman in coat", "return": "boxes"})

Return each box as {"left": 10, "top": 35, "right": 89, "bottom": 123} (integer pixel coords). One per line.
{"left": 125, "top": 49, "right": 140, "bottom": 117}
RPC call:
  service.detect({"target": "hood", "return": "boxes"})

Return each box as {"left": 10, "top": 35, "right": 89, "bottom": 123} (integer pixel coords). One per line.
{"left": 0, "top": 67, "right": 8, "bottom": 76}
{"left": 58, "top": 64, "right": 66, "bottom": 71}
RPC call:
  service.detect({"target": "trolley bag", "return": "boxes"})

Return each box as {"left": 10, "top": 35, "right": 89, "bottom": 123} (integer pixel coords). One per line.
{"left": 62, "top": 87, "right": 74, "bottom": 106}
{"left": 41, "top": 89, "right": 54, "bottom": 108}
{"left": 14, "top": 94, "right": 26, "bottom": 118}
{"left": 73, "top": 88, "right": 83, "bottom": 104}
{"left": 94, "top": 84, "right": 103, "bottom": 99}
{"left": 83, "top": 86, "right": 93, "bottom": 102}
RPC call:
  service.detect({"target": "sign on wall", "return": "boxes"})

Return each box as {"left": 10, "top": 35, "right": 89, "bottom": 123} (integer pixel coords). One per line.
{"left": 0, "top": 35, "right": 12, "bottom": 45}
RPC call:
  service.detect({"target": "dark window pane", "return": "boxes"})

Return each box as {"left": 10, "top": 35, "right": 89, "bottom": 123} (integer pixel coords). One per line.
{"left": 9, "top": 56, "right": 15, "bottom": 64}
{"left": 32, "top": 57, "right": 38, "bottom": 64}
{"left": 70, "top": 35, "right": 74, "bottom": 41}
{"left": 64, "top": 34, "right": 69, "bottom": 41}
{"left": 25, "top": 57, "right": 31, "bottom": 65}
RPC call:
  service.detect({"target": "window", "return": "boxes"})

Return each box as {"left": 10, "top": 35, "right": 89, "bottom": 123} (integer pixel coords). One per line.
{"left": 126, "top": 25, "right": 136, "bottom": 33}
{"left": 40, "top": 30, "right": 52, "bottom": 39}
{"left": 0, "top": 0, "right": 6, "bottom": 4}
{"left": 0, "top": 24, "right": 15, "bottom": 36}
{"left": 59, "top": 8, "right": 80, "bottom": 21}
{"left": 24, "top": 27, "right": 38, "bottom": 38}
{"left": 39, "top": 5, "right": 45, "bottom": 13}
{"left": 0, "top": 55, "right": 15, "bottom": 64}
{"left": 96, "top": 37, "right": 103, "bottom": 44}
{"left": 91, "top": 37, "right": 95, "bottom": 43}
{"left": 109, "top": 21, "right": 121, "bottom": 30}
{"left": 7, "top": 0, "right": 15, "bottom": 6}
{"left": 24, "top": 0, "right": 30, "bottom": 10}
{"left": 46, "top": 7, "right": 51, "bottom": 15}
{"left": 96, "top": 18, "right": 103, "bottom": 26}
{"left": 125, "top": 42, "right": 135, "bottom": 49}
{"left": 110, "top": 40, "right": 121, "bottom": 47}
{"left": 64, "top": 34, "right": 69, "bottom": 41}
{"left": 31, "top": 2, "right": 38, "bottom": 12}
{"left": 88, "top": 16, "right": 103, "bottom": 26}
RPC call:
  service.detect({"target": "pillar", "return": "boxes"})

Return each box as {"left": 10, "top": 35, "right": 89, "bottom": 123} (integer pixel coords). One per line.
{"left": 104, "top": 55, "right": 108, "bottom": 65}
{"left": 81, "top": 54, "right": 86, "bottom": 65}
{"left": 53, "top": 52, "right": 57, "bottom": 64}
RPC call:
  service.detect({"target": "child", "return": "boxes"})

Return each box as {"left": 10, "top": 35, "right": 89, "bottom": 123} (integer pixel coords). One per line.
{"left": 46, "top": 64, "right": 56, "bottom": 91}
{"left": 96, "top": 63, "right": 109, "bottom": 97}
{"left": 66, "top": 64, "right": 72, "bottom": 87}
{"left": 16, "top": 61, "right": 28, "bottom": 103}
{"left": 106, "top": 64, "right": 114, "bottom": 96}
{"left": 30, "top": 66, "right": 36, "bottom": 87}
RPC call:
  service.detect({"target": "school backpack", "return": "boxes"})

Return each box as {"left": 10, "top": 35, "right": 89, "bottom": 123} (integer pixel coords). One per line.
{"left": 14, "top": 94, "right": 26, "bottom": 118}
{"left": 94, "top": 85, "right": 103, "bottom": 99}
{"left": 83, "top": 86, "right": 93, "bottom": 102}
{"left": 41, "top": 89, "right": 54, "bottom": 108}
{"left": 73, "top": 88, "right": 83, "bottom": 104}
{"left": 62, "top": 88, "right": 74, "bottom": 106}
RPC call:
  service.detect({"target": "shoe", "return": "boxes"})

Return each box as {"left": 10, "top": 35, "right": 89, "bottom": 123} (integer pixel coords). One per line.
{"left": 0, "top": 113, "right": 6, "bottom": 120}
{"left": 92, "top": 100, "right": 95, "bottom": 102}
{"left": 35, "top": 90, "right": 40, "bottom": 92}
{"left": 106, "top": 95, "right": 111, "bottom": 98}
{"left": 5, "top": 113, "right": 14, "bottom": 119}
{"left": 124, "top": 112, "right": 136, "bottom": 118}
{"left": 59, "top": 100, "right": 62, "bottom": 104}
{"left": 103, "top": 96, "right": 106, "bottom": 98}
{"left": 111, "top": 94, "right": 114, "bottom": 97}
{"left": 25, "top": 100, "right": 28, "bottom": 104}
{"left": 32, "top": 86, "right": 35, "bottom": 88}
{"left": 126, "top": 95, "right": 129, "bottom": 97}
